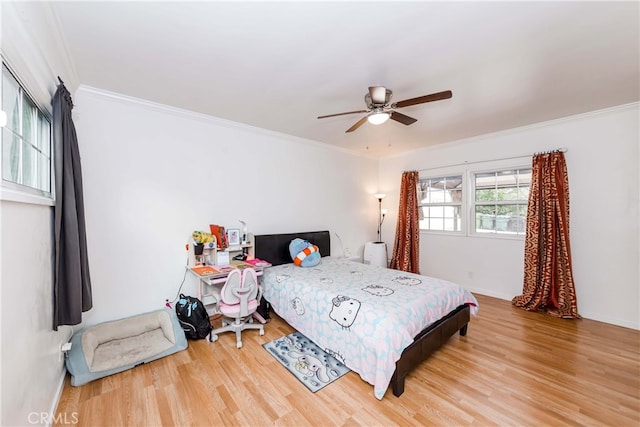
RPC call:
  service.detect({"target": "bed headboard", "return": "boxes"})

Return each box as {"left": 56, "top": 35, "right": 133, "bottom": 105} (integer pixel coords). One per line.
{"left": 254, "top": 230, "right": 331, "bottom": 266}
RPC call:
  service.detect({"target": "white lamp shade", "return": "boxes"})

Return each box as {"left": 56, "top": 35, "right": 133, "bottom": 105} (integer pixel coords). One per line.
{"left": 367, "top": 112, "right": 390, "bottom": 125}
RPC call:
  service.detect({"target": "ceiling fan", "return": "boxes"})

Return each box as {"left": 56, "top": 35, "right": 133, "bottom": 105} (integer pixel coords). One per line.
{"left": 317, "top": 86, "right": 452, "bottom": 133}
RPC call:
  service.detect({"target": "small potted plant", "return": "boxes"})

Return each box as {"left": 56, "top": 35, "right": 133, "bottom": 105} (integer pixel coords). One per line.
{"left": 192, "top": 231, "right": 215, "bottom": 255}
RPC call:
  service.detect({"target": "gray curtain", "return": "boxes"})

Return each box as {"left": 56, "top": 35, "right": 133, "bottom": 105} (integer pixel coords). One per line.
{"left": 52, "top": 79, "right": 92, "bottom": 330}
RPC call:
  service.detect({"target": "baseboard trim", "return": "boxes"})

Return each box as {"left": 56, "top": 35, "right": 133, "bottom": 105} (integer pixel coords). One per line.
{"left": 469, "top": 289, "right": 639, "bottom": 330}
{"left": 47, "top": 366, "right": 69, "bottom": 427}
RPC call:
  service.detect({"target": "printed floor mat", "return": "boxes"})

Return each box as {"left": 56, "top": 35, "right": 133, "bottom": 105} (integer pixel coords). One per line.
{"left": 262, "top": 331, "right": 350, "bottom": 393}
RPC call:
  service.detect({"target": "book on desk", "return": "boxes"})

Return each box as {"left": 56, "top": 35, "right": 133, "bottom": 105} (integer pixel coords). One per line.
{"left": 191, "top": 265, "right": 220, "bottom": 277}
{"left": 244, "top": 258, "right": 272, "bottom": 268}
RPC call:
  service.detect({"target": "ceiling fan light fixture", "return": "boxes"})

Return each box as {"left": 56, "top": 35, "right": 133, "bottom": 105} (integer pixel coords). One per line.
{"left": 367, "top": 111, "right": 390, "bottom": 125}
{"left": 318, "top": 86, "right": 452, "bottom": 133}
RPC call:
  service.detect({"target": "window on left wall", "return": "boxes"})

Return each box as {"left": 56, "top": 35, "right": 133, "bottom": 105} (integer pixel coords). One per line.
{"left": 1, "top": 64, "right": 52, "bottom": 199}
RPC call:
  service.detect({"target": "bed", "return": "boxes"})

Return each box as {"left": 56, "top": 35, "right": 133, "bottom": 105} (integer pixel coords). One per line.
{"left": 254, "top": 230, "right": 479, "bottom": 400}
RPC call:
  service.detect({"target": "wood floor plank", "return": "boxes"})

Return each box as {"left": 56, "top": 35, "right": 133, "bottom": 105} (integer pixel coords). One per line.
{"left": 54, "top": 294, "right": 640, "bottom": 426}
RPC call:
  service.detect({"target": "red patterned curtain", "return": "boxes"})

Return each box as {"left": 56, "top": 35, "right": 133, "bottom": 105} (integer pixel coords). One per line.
{"left": 390, "top": 171, "right": 420, "bottom": 273}
{"left": 512, "top": 151, "right": 580, "bottom": 318}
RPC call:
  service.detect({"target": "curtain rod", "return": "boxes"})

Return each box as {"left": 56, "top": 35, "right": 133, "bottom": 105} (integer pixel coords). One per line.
{"left": 417, "top": 147, "right": 567, "bottom": 172}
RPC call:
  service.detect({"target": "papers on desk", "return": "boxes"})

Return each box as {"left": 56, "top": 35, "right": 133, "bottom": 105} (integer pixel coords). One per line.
{"left": 245, "top": 258, "right": 272, "bottom": 268}
{"left": 191, "top": 261, "right": 265, "bottom": 280}
{"left": 223, "top": 261, "right": 266, "bottom": 273}
{"left": 191, "top": 266, "right": 220, "bottom": 277}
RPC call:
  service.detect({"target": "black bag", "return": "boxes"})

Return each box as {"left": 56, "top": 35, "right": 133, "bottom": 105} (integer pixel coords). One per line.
{"left": 256, "top": 296, "right": 271, "bottom": 322}
{"left": 175, "top": 294, "right": 212, "bottom": 340}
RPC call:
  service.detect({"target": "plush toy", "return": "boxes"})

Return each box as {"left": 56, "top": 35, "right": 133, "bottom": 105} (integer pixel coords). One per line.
{"left": 289, "top": 238, "right": 321, "bottom": 267}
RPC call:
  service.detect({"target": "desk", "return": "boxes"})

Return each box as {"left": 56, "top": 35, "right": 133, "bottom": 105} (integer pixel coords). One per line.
{"left": 186, "top": 264, "right": 264, "bottom": 318}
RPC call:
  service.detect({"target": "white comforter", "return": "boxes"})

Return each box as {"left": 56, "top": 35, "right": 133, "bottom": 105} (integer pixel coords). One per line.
{"left": 261, "top": 257, "right": 479, "bottom": 399}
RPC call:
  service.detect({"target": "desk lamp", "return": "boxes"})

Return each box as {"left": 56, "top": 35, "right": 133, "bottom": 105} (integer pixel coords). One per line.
{"left": 239, "top": 220, "right": 248, "bottom": 244}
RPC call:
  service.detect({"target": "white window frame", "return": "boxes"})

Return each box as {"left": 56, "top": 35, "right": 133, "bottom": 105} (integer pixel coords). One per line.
{"left": 419, "top": 160, "right": 531, "bottom": 240}
{"left": 469, "top": 165, "right": 531, "bottom": 240}
{"left": 418, "top": 166, "right": 466, "bottom": 236}
{"left": 1, "top": 61, "right": 54, "bottom": 205}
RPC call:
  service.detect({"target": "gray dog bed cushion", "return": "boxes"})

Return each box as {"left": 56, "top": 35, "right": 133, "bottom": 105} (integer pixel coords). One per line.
{"left": 65, "top": 308, "right": 188, "bottom": 386}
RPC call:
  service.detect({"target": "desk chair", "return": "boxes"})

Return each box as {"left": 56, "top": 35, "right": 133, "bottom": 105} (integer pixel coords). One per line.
{"left": 210, "top": 268, "right": 264, "bottom": 348}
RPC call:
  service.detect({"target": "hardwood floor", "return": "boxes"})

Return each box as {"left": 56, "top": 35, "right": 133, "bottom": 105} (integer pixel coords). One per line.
{"left": 54, "top": 294, "right": 640, "bottom": 426}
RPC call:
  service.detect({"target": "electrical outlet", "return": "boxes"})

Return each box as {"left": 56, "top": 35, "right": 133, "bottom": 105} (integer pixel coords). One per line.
{"left": 344, "top": 247, "right": 351, "bottom": 257}
{"left": 59, "top": 342, "right": 72, "bottom": 362}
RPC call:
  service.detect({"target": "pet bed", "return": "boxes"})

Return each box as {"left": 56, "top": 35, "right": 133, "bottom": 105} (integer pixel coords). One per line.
{"left": 65, "top": 308, "right": 187, "bottom": 386}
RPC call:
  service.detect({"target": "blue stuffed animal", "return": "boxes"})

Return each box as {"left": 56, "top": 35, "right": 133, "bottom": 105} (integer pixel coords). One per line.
{"left": 289, "top": 238, "right": 321, "bottom": 267}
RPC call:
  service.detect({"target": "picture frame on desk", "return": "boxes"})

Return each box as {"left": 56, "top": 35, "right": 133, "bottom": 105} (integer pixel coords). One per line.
{"left": 227, "top": 228, "right": 241, "bottom": 246}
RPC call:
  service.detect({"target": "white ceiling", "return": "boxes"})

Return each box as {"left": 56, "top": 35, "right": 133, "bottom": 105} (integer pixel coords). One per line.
{"left": 50, "top": 1, "right": 639, "bottom": 157}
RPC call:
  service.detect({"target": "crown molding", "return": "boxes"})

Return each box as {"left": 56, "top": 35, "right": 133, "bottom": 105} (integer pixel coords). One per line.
{"left": 387, "top": 102, "right": 640, "bottom": 160}
{"left": 1, "top": 2, "right": 79, "bottom": 110}
{"left": 75, "top": 85, "right": 376, "bottom": 160}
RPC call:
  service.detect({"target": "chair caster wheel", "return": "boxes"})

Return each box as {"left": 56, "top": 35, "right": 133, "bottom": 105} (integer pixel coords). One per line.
{"left": 236, "top": 342, "right": 242, "bottom": 349}
{"left": 260, "top": 329, "right": 264, "bottom": 336}
{"left": 210, "top": 335, "right": 219, "bottom": 343}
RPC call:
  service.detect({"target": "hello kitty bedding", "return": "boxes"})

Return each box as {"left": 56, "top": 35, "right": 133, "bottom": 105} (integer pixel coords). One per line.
{"left": 260, "top": 256, "right": 479, "bottom": 400}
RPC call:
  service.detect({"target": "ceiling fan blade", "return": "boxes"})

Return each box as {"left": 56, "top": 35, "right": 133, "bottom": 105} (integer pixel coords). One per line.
{"left": 390, "top": 111, "right": 417, "bottom": 125}
{"left": 318, "top": 109, "right": 368, "bottom": 119}
{"left": 368, "top": 86, "right": 387, "bottom": 105}
{"left": 394, "top": 90, "right": 453, "bottom": 109}
{"left": 346, "top": 116, "right": 368, "bottom": 133}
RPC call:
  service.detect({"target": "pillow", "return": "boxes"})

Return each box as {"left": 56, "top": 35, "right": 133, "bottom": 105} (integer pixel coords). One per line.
{"left": 289, "top": 238, "right": 321, "bottom": 267}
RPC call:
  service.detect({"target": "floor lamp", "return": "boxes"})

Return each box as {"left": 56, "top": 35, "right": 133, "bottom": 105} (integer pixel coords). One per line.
{"left": 364, "top": 193, "right": 388, "bottom": 267}
{"left": 375, "top": 193, "right": 387, "bottom": 243}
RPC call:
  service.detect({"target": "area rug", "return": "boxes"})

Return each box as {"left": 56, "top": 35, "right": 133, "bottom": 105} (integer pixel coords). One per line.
{"left": 262, "top": 331, "right": 350, "bottom": 393}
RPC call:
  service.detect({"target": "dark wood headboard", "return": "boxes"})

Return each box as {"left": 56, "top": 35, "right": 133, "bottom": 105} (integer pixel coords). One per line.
{"left": 254, "top": 231, "right": 331, "bottom": 266}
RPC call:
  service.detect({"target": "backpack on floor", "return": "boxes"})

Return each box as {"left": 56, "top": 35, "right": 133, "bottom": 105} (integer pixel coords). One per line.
{"left": 256, "top": 296, "right": 271, "bottom": 322}
{"left": 175, "top": 294, "right": 212, "bottom": 340}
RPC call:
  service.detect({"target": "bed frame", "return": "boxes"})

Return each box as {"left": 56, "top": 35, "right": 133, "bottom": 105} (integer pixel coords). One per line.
{"left": 254, "top": 230, "right": 471, "bottom": 397}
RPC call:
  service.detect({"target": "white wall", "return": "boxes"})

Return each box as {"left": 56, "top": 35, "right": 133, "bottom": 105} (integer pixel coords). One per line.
{"left": 0, "top": 202, "right": 74, "bottom": 427}
{"left": 380, "top": 104, "right": 639, "bottom": 329}
{"left": 72, "top": 87, "right": 379, "bottom": 327}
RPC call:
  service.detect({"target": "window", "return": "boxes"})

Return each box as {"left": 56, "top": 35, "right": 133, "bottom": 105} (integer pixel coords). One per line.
{"left": 417, "top": 165, "right": 531, "bottom": 238}
{"left": 1, "top": 64, "right": 52, "bottom": 197}
{"left": 473, "top": 168, "right": 531, "bottom": 235}
{"left": 418, "top": 175, "right": 463, "bottom": 232}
